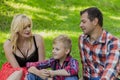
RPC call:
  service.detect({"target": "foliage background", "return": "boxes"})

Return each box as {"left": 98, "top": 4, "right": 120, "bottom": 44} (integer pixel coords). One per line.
{"left": 0, "top": 0, "right": 120, "bottom": 77}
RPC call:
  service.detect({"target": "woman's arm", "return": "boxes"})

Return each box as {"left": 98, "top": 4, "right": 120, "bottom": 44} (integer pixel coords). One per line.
{"left": 3, "top": 40, "right": 20, "bottom": 68}
{"left": 34, "top": 34, "right": 45, "bottom": 61}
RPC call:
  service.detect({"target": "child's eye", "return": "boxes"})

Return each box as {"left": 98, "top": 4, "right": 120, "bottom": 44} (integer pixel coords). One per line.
{"left": 52, "top": 48, "right": 54, "bottom": 50}
{"left": 53, "top": 47, "right": 59, "bottom": 51}
{"left": 55, "top": 48, "right": 59, "bottom": 51}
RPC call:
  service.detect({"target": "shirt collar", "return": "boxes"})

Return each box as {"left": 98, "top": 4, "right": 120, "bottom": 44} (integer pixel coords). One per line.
{"left": 65, "top": 55, "right": 72, "bottom": 62}
{"left": 97, "top": 30, "right": 107, "bottom": 43}
{"left": 83, "top": 30, "right": 107, "bottom": 44}
{"left": 56, "top": 55, "right": 72, "bottom": 63}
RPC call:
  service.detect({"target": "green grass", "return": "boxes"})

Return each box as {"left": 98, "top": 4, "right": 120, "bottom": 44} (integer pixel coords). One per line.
{"left": 0, "top": 0, "right": 120, "bottom": 77}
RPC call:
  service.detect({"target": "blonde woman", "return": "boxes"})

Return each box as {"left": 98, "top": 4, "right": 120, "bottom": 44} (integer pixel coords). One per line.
{"left": 0, "top": 14, "right": 45, "bottom": 80}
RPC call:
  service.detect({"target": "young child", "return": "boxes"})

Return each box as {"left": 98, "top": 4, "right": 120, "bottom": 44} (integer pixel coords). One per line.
{"left": 26, "top": 35, "right": 79, "bottom": 80}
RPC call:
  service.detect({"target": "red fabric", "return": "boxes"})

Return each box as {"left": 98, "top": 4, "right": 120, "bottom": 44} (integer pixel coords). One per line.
{"left": 0, "top": 62, "right": 27, "bottom": 80}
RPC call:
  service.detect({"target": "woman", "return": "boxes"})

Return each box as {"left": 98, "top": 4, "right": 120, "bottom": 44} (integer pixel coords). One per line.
{"left": 0, "top": 14, "right": 45, "bottom": 80}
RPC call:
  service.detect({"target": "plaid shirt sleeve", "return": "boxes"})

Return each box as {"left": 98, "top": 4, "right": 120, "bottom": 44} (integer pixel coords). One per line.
{"left": 64, "top": 58, "right": 79, "bottom": 76}
{"left": 101, "top": 39, "right": 120, "bottom": 80}
{"left": 26, "top": 58, "right": 55, "bottom": 69}
{"left": 116, "top": 62, "right": 120, "bottom": 77}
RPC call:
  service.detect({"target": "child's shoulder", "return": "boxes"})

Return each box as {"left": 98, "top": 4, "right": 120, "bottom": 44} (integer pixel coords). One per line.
{"left": 69, "top": 56, "right": 79, "bottom": 63}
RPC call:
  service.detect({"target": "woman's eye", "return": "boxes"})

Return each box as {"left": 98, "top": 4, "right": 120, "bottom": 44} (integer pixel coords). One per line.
{"left": 27, "top": 24, "right": 31, "bottom": 28}
{"left": 23, "top": 27, "right": 27, "bottom": 29}
{"left": 23, "top": 24, "right": 31, "bottom": 29}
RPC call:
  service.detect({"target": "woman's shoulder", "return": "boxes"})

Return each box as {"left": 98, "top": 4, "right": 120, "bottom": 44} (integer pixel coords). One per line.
{"left": 3, "top": 40, "right": 12, "bottom": 52}
{"left": 33, "top": 34, "right": 43, "bottom": 41}
{"left": 33, "top": 34, "right": 44, "bottom": 48}
{"left": 3, "top": 40, "right": 12, "bottom": 48}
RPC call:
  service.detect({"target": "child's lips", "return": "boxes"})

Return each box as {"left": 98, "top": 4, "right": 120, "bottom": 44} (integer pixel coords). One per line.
{"left": 53, "top": 54, "right": 57, "bottom": 56}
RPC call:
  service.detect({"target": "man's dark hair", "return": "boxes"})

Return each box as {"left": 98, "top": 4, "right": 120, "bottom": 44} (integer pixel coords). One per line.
{"left": 80, "top": 7, "right": 103, "bottom": 27}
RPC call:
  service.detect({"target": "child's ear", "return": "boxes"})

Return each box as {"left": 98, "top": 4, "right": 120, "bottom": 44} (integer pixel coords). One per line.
{"left": 65, "top": 49, "right": 70, "bottom": 55}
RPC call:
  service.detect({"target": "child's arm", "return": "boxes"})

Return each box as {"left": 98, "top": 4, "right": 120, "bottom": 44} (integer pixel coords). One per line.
{"left": 26, "top": 58, "right": 54, "bottom": 69}
{"left": 49, "top": 58, "right": 79, "bottom": 77}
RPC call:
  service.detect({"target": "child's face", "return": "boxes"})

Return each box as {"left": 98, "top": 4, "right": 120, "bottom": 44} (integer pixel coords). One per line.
{"left": 52, "top": 42, "right": 68, "bottom": 61}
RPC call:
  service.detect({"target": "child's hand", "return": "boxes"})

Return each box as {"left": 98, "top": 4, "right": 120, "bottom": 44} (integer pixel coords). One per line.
{"left": 37, "top": 69, "right": 50, "bottom": 79}
{"left": 28, "top": 66, "right": 37, "bottom": 73}
{"left": 79, "top": 77, "right": 83, "bottom": 80}
{"left": 47, "top": 78, "right": 53, "bottom": 80}
{"left": 48, "top": 70, "right": 54, "bottom": 77}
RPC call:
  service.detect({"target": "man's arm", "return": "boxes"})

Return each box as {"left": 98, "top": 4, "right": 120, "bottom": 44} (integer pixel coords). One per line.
{"left": 101, "top": 39, "right": 120, "bottom": 80}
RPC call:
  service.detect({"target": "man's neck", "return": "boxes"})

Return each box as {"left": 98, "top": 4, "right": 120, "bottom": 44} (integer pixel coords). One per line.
{"left": 89, "top": 26, "right": 103, "bottom": 43}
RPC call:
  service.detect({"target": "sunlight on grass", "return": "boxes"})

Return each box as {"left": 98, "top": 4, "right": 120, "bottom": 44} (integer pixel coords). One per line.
{"left": 34, "top": 30, "right": 81, "bottom": 38}
{"left": 0, "top": 32, "right": 9, "bottom": 43}
{"left": 55, "top": 15, "right": 68, "bottom": 21}
{"left": 36, "top": 14, "right": 52, "bottom": 21}
{"left": 4, "top": 1, "right": 52, "bottom": 21}
{"left": 109, "top": 16, "right": 120, "bottom": 20}
{"left": 4, "top": 1, "right": 70, "bottom": 21}
{"left": 4, "top": 1, "right": 46, "bottom": 13}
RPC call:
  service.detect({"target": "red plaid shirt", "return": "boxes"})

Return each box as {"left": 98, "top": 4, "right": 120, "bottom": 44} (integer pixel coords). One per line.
{"left": 27, "top": 55, "right": 79, "bottom": 80}
{"left": 79, "top": 30, "right": 120, "bottom": 80}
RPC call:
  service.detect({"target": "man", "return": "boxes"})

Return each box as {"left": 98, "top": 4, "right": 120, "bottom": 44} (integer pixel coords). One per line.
{"left": 79, "top": 7, "right": 120, "bottom": 80}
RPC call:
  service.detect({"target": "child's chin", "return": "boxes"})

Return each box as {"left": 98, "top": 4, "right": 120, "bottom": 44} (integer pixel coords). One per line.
{"left": 53, "top": 57, "right": 59, "bottom": 60}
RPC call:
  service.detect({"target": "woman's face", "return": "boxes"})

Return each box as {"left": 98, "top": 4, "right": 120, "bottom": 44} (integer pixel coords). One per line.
{"left": 18, "top": 23, "right": 32, "bottom": 38}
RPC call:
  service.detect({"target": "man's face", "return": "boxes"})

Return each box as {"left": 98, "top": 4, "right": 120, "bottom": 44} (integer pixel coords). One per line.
{"left": 80, "top": 12, "right": 95, "bottom": 35}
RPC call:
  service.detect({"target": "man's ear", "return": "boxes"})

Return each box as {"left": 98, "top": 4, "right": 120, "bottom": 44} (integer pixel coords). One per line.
{"left": 93, "top": 18, "right": 98, "bottom": 25}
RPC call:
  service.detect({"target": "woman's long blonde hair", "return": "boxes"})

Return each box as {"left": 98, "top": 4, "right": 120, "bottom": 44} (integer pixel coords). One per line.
{"left": 10, "top": 14, "right": 33, "bottom": 51}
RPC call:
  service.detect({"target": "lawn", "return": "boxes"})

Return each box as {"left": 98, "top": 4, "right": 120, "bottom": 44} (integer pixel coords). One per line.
{"left": 0, "top": 0, "right": 120, "bottom": 77}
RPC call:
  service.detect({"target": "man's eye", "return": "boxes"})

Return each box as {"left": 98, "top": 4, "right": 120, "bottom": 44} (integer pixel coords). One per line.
{"left": 82, "top": 21, "right": 86, "bottom": 23}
